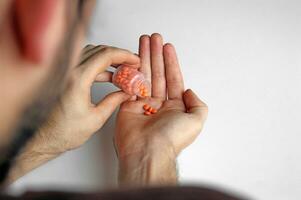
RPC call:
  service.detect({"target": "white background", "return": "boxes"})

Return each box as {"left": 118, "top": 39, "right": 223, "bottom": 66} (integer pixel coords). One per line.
{"left": 8, "top": 0, "right": 301, "bottom": 199}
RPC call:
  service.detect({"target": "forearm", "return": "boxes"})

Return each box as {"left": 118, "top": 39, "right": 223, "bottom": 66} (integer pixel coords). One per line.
{"left": 118, "top": 143, "right": 178, "bottom": 187}
{"left": 4, "top": 132, "right": 60, "bottom": 185}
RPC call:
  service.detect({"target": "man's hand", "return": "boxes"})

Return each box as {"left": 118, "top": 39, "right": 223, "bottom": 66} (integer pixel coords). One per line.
{"left": 115, "top": 34, "right": 208, "bottom": 186}
{"left": 36, "top": 45, "right": 139, "bottom": 153}
{"left": 6, "top": 46, "right": 139, "bottom": 184}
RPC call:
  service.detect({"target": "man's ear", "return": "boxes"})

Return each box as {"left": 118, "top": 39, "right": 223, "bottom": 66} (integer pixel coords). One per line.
{"left": 14, "top": 0, "right": 59, "bottom": 63}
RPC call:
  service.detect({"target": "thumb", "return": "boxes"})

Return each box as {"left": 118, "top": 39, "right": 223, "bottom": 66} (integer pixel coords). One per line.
{"left": 183, "top": 89, "right": 208, "bottom": 121}
{"left": 94, "top": 91, "right": 131, "bottom": 124}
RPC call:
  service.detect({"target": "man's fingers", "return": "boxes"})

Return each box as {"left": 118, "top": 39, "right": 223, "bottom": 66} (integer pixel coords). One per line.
{"left": 139, "top": 35, "right": 151, "bottom": 83}
{"left": 151, "top": 33, "right": 166, "bottom": 99}
{"left": 79, "top": 46, "right": 140, "bottom": 87}
{"left": 94, "top": 71, "right": 113, "bottom": 82}
{"left": 94, "top": 91, "right": 131, "bottom": 124}
{"left": 164, "top": 43, "right": 184, "bottom": 100}
{"left": 138, "top": 35, "right": 151, "bottom": 100}
{"left": 183, "top": 89, "right": 208, "bottom": 122}
{"left": 82, "top": 44, "right": 96, "bottom": 52}
{"left": 79, "top": 45, "right": 107, "bottom": 65}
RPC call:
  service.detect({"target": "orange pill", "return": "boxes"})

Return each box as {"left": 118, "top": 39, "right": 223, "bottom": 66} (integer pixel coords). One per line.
{"left": 143, "top": 91, "right": 148, "bottom": 97}
{"left": 143, "top": 104, "right": 150, "bottom": 110}
{"left": 148, "top": 107, "right": 154, "bottom": 112}
{"left": 150, "top": 108, "right": 157, "bottom": 114}
{"left": 144, "top": 111, "right": 151, "bottom": 116}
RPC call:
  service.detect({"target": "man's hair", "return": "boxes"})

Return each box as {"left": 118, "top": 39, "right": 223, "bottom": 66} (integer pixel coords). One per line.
{"left": 0, "top": 1, "right": 86, "bottom": 183}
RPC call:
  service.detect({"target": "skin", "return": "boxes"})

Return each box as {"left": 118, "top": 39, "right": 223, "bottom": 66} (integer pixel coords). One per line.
{"left": 5, "top": 46, "right": 140, "bottom": 184}
{"left": 1, "top": 1, "right": 208, "bottom": 187}
{"left": 1, "top": 0, "right": 138, "bottom": 184}
{"left": 0, "top": 0, "right": 91, "bottom": 149}
{"left": 116, "top": 34, "right": 208, "bottom": 186}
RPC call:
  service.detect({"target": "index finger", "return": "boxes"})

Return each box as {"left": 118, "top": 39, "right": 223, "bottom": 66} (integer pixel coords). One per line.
{"left": 79, "top": 46, "right": 140, "bottom": 85}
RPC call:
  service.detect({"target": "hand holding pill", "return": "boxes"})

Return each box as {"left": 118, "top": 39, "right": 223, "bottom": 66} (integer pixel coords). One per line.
{"left": 115, "top": 34, "right": 208, "bottom": 168}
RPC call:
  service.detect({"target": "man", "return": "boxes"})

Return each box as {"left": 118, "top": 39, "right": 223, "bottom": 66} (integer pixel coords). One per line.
{"left": 0, "top": 0, "right": 245, "bottom": 199}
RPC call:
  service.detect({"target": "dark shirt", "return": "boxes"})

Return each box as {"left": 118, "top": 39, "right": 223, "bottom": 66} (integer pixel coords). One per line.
{"left": 0, "top": 186, "right": 249, "bottom": 200}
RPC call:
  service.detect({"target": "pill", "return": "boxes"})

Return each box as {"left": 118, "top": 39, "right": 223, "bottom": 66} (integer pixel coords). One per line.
{"left": 150, "top": 108, "right": 157, "bottom": 114}
{"left": 143, "top": 104, "right": 150, "bottom": 110}
{"left": 142, "top": 91, "right": 148, "bottom": 97}
{"left": 144, "top": 111, "right": 152, "bottom": 116}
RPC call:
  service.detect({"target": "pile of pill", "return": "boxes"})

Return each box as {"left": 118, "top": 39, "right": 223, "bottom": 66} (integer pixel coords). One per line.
{"left": 138, "top": 83, "right": 148, "bottom": 97}
{"left": 112, "top": 65, "right": 150, "bottom": 98}
{"left": 143, "top": 104, "right": 157, "bottom": 116}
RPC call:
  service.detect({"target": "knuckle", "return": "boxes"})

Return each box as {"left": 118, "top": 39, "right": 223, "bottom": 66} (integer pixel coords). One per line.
{"left": 167, "top": 75, "right": 182, "bottom": 85}
{"left": 152, "top": 70, "right": 165, "bottom": 79}
{"left": 101, "top": 46, "right": 116, "bottom": 54}
{"left": 97, "top": 45, "right": 108, "bottom": 50}
{"left": 202, "top": 105, "right": 209, "bottom": 117}
{"left": 84, "top": 44, "right": 94, "bottom": 49}
{"left": 201, "top": 102, "right": 209, "bottom": 113}
{"left": 190, "top": 105, "right": 208, "bottom": 122}
{"left": 199, "top": 106, "right": 209, "bottom": 119}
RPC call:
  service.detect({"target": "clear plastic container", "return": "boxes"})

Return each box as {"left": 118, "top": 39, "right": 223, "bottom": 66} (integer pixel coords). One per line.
{"left": 112, "top": 65, "right": 151, "bottom": 98}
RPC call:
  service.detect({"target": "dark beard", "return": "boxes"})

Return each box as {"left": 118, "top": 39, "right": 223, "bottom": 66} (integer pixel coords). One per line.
{"left": 0, "top": 27, "right": 76, "bottom": 184}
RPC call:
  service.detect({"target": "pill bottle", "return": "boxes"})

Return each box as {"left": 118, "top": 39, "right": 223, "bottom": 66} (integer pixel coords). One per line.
{"left": 112, "top": 65, "right": 151, "bottom": 97}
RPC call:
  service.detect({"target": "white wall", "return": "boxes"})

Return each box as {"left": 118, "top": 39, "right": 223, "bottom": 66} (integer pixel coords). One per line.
{"left": 8, "top": 0, "right": 301, "bottom": 199}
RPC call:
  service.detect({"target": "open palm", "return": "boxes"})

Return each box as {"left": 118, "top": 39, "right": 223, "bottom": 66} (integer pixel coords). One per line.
{"left": 115, "top": 34, "right": 208, "bottom": 158}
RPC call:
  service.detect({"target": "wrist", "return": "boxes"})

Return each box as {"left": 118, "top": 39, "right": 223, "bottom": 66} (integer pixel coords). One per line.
{"left": 118, "top": 137, "right": 178, "bottom": 187}
{"left": 33, "top": 125, "right": 70, "bottom": 155}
